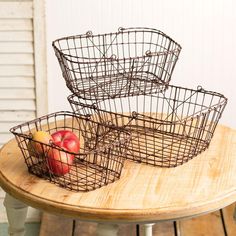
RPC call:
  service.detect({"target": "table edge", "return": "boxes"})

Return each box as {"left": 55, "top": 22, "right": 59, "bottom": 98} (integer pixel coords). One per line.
{"left": 1, "top": 125, "right": 236, "bottom": 222}
{"left": 0, "top": 168, "right": 236, "bottom": 223}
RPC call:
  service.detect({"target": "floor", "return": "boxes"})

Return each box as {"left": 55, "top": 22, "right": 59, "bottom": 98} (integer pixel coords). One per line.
{"left": 0, "top": 203, "right": 235, "bottom": 235}
{"left": 0, "top": 223, "right": 40, "bottom": 236}
{"left": 39, "top": 203, "right": 236, "bottom": 236}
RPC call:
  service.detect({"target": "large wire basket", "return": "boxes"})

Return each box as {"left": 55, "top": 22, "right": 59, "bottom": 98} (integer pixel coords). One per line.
{"left": 53, "top": 27, "right": 181, "bottom": 99}
{"left": 68, "top": 85, "right": 227, "bottom": 167}
{"left": 10, "top": 111, "right": 130, "bottom": 192}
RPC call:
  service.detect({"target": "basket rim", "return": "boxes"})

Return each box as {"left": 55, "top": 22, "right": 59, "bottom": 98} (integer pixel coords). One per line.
{"left": 67, "top": 84, "right": 228, "bottom": 125}
{"left": 10, "top": 111, "right": 131, "bottom": 156}
{"left": 52, "top": 26, "right": 182, "bottom": 64}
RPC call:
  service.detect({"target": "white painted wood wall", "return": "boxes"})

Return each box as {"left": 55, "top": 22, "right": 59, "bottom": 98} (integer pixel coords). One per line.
{"left": 0, "top": 0, "right": 47, "bottom": 222}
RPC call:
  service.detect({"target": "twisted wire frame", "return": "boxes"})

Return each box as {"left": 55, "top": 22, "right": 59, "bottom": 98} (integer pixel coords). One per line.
{"left": 68, "top": 85, "right": 227, "bottom": 167}
{"left": 10, "top": 111, "right": 130, "bottom": 191}
{"left": 53, "top": 27, "right": 181, "bottom": 100}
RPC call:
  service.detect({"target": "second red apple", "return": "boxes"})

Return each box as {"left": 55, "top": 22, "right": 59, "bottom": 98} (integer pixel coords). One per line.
{"left": 51, "top": 130, "right": 80, "bottom": 156}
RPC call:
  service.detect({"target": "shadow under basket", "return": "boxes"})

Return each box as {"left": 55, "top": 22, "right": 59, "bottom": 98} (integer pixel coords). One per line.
{"left": 68, "top": 85, "right": 227, "bottom": 167}
{"left": 10, "top": 111, "right": 130, "bottom": 192}
{"left": 52, "top": 27, "right": 181, "bottom": 100}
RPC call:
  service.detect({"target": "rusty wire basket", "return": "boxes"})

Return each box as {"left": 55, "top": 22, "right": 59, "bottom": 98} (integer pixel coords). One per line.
{"left": 52, "top": 27, "right": 181, "bottom": 99}
{"left": 68, "top": 85, "right": 227, "bottom": 167}
{"left": 10, "top": 111, "right": 130, "bottom": 192}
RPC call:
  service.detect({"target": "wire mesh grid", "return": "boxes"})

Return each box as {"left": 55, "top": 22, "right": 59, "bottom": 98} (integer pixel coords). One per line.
{"left": 10, "top": 111, "right": 130, "bottom": 191}
{"left": 52, "top": 27, "right": 181, "bottom": 100}
{"left": 68, "top": 85, "right": 227, "bottom": 167}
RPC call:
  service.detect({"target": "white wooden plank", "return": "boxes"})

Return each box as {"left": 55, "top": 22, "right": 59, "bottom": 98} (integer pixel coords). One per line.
{"left": 0, "top": 111, "right": 35, "bottom": 122}
{"left": 0, "top": 65, "right": 34, "bottom": 76}
{"left": 0, "top": 88, "right": 35, "bottom": 99}
{"left": 0, "top": 2, "right": 33, "bottom": 19}
{"left": 0, "top": 76, "right": 34, "bottom": 88}
{"left": 0, "top": 99, "right": 35, "bottom": 110}
{"left": 0, "top": 122, "right": 24, "bottom": 132}
{"left": 0, "top": 31, "right": 33, "bottom": 42}
{"left": 34, "top": 0, "right": 48, "bottom": 116}
{"left": 0, "top": 19, "right": 32, "bottom": 31}
{"left": 0, "top": 42, "right": 33, "bottom": 53}
{"left": 0, "top": 54, "right": 34, "bottom": 65}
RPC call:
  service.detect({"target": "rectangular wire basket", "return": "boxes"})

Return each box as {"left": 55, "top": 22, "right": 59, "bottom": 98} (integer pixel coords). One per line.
{"left": 52, "top": 27, "right": 181, "bottom": 100}
{"left": 68, "top": 85, "right": 227, "bottom": 167}
{"left": 10, "top": 111, "right": 130, "bottom": 192}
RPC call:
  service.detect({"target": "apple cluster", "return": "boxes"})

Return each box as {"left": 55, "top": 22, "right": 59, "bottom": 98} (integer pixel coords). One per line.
{"left": 29, "top": 130, "right": 80, "bottom": 176}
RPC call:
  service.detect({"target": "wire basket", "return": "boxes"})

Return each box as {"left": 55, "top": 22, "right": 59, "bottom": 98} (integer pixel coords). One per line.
{"left": 68, "top": 85, "right": 227, "bottom": 167}
{"left": 10, "top": 111, "right": 130, "bottom": 192}
{"left": 52, "top": 27, "right": 181, "bottom": 100}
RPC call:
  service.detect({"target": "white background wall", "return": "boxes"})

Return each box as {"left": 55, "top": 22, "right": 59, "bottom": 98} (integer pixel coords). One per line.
{"left": 45, "top": 0, "right": 236, "bottom": 128}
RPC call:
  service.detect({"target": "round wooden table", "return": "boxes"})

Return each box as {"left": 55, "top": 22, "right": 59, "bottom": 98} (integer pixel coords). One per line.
{"left": 0, "top": 124, "right": 236, "bottom": 236}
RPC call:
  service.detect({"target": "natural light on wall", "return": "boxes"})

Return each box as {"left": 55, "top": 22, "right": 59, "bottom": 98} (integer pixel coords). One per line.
{"left": 45, "top": 0, "right": 236, "bottom": 128}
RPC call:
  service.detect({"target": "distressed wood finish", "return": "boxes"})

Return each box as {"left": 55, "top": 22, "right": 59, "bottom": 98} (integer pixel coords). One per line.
{"left": 0, "top": 42, "right": 33, "bottom": 53}
{"left": 0, "top": 2, "right": 33, "bottom": 18}
{"left": 33, "top": 0, "right": 48, "bottom": 116}
{"left": 39, "top": 213, "right": 73, "bottom": 236}
{"left": 176, "top": 211, "right": 225, "bottom": 236}
{"left": 0, "top": 31, "right": 33, "bottom": 41}
{"left": 0, "top": 19, "right": 32, "bottom": 31}
{"left": 0, "top": 65, "right": 34, "bottom": 76}
{"left": 0, "top": 54, "right": 34, "bottom": 65}
{"left": 0, "top": 124, "right": 236, "bottom": 223}
{"left": 0, "top": 77, "right": 34, "bottom": 88}
{"left": 222, "top": 203, "right": 236, "bottom": 235}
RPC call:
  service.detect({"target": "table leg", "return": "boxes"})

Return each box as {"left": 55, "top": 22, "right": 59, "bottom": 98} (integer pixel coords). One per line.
{"left": 96, "top": 223, "right": 119, "bottom": 236}
{"left": 143, "top": 223, "right": 155, "bottom": 236}
{"left": 3, "top": 193, "right": 28, "bottom": 236}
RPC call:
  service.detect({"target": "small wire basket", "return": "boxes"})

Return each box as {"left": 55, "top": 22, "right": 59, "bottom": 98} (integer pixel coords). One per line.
{"left": 52, "top": 27, "right": 181, "bottom": 99}
{"left": 10, "top": 111, "right": 130, "bottom": 192}
{"left": 68, "top": 85, "right": 227, "bottom": 167}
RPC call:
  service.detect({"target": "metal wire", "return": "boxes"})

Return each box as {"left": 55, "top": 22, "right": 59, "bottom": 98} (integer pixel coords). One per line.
{"left": 52, "top": 27, "right": 182, "bottom": 100}
{"left": 10, "top": 112, "right": 130, "bottom": 192}
{"left": 68, "top": 85, "right": 227, "bottom": 167}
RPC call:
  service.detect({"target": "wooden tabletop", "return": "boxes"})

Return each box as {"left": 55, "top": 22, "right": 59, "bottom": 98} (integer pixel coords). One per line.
{"left": 0, "top": 124, "right": 236, "bottom": 223}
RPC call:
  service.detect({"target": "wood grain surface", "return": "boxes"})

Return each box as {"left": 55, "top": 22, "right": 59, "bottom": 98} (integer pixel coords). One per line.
{"left": 176, "top": 211, "right": 225, "bottom": 236}
{"left": 0, "top": 124, "right": 236, "bottom": 223}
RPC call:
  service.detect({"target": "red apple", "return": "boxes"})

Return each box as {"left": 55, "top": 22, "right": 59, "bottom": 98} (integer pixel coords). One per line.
{"left": 51, "top": 130, "right": 80, "bottom": 156}
{"left": 47, "top": 147, "right": 74, "bottom": 176}
{"left": 30, "top": 131, "right": 52, "bottom": 155}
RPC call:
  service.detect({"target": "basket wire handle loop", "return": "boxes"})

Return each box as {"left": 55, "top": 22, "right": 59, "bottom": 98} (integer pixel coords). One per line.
{"left": 118, "top": 27, "right": 125, "bottom": 32}
{"left": 132, "top": 111, "right": 138, "bottom": 118}
{"left": 28, "top": 132, "right": 33, "bottom": 139}
{"left": 197, "top": 85, "right": 204, "bottom": 92}
{"left": 110, "top": 54, "right": 117, "bottom": 60}
{"left": 86, "top": 31, "right": 93, "bottom": 36}
{"left": 145, "top": 49, "right": 169, "bottom": 57}
{"left": 145, "top": 50, "right": 152, "bottom": 56}
{"left": 85, "top": 114, "right": 92, "bottom": 120}
{"left": 117, "top": 27, "right": 173, "bottom": 39}
{"left": 118, "top": 27, "right": 161, "bottom": 33}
